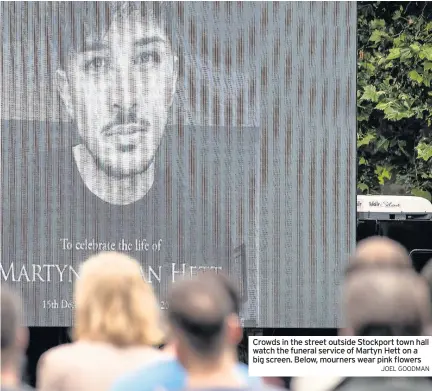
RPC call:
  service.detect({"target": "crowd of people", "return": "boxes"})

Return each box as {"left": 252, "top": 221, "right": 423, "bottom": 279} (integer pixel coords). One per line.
{"left": 2, "top": 237, "right": 432, "bottom": 391}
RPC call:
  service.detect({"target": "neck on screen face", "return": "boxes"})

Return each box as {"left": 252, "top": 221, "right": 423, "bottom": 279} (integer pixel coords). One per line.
{"left": 73, "top": 144, "right": 156, "bottom": 206}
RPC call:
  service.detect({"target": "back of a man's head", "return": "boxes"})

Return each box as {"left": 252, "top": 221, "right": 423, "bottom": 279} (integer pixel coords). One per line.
{"left": 167, "top": 276, "right": 237, "bottom": 366}
{"left": 352, "top": 236, "right": 411, "bottom": 268}
{"left": 1, "top": 286, "right": 26, "bottom": 372}
{"left": 343, "top": 268, "right": 431, "bottom": 336}
{"left": 421, "top": 259, "right": 432, "bottom": 306}
{"left": 198, "top": 271, "right": 241, "bottom": 315}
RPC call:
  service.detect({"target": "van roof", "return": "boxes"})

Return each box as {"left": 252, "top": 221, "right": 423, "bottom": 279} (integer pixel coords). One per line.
{"left": 357, "top": 195, "right": 432, "bottom": 220}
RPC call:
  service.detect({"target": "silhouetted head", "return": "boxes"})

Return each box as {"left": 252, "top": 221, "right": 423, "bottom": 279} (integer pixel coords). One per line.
{"left": 167, "top": 275, "right": 242, "bottom": 369}
{"left": 352, "top": 236, "right": 411, "bottom": 267}
{"left": 342, "top": 268, "right": 431, "bottom": 337}
{"left": 421, "top": 258, "right": 432, "bottom": 309}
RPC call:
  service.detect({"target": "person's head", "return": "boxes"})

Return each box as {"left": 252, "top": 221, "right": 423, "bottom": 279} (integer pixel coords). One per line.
{"left": 1, "top": 287, "right": 28, "bottom": 378}
{"left": 421, "top": 258, "right": 432, "bottom": 308}
{"left": 342, "top": 268, "right": 431, "bottom": 337}
{"left": 198, "top": 271, "right": 242, "bottom": 316}
{"left": 166, "top": 276, "right": 242, "bottom": 369}
{"left": 421, "top": 259, "right": 432, "bottom": 335}
{"left": 56, "top": 2, "right": 178, "bottom": 178}
{"left": 352, "top": 236, "right": 411, "bottom": 267}
{"left": 74, "top": 251, "right": 164, "bottom": 347}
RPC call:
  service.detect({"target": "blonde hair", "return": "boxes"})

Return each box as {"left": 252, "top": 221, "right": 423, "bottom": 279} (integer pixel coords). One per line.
{"left": 74, "top": 252, "right": 164, "bottom": 347}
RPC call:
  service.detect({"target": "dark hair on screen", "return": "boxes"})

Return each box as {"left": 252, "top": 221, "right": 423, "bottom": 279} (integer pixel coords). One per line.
{"left": 58, "top": 1, "right": 177, "bottom": 70}
{"left": 167, "top": 278, "right": 233, "bottom": 357}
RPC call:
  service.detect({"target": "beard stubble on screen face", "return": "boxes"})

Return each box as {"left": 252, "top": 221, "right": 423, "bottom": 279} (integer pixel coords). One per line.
{"left": 60, "top": 12, "right": 178, "bottom": 179}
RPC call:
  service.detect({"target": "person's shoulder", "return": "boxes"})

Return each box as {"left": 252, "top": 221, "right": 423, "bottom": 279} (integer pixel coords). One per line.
{"left": 39, "top": 341, "right": 104, "bottom": 369}
{"left": 39, "top": 342, "right": 76, "bottom": 365}
{"left": 110, "top": 359, "right": 184, "bottom": 391}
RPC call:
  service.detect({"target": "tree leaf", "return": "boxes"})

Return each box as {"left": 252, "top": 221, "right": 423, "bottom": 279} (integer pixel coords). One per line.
{"left": 359, "top": 157, "right": 368, "bottom": 165}
{"left": 370, "top": 19, "right": 386, "bottom": 30}
{"left": 360, "top": 85, "right": 379, "bottom": 102}
{"left": 416, "top": 142, "right": 432, "bottom": 161}
{"left": 408, "top": 70, "right": 423, "bottom": 84}
{"left": 400, "top": 48, "right": 413, "bottom": 61}
{"left": 424, "top": 61, "right": 432, "bottom": 71}
{"left": 376, "top": 101, "right": 391, "bottom": 110}
{"left": 375, "top": 137, "right": 389, "bottom": 152}
{"left": 386, "top": 48, "right": 401, "bottom": 60}
{"left": 419, "top": 46, "right": 432, "bottom": 61}
{"left": 357, "top": 183, "right": 369, "bottom": 192}
{"left": 411, "top": 189, "right": 432, "bottom": 201}
{"left": 369, "top": 29, "right": 386, "bottom": 43}
{"left": 410, "top": 43, "right": 420, "bottom": 53}
{"left": 392, "top": 10, "right": 402, "bottom": 21}
{"left": 410, "top": 43, "right": 421, "bottom": 53}
{"left": 363, "top": 62, "right": 376, "bottom": 73}
{"left": 357, "top": 4, "right": 432, "bottom": 197}
{"left": 357, "top": 133, "right": 376, "bottom": 148}
{"left": 375, "top": 166, "right": 392, "bottom": 185}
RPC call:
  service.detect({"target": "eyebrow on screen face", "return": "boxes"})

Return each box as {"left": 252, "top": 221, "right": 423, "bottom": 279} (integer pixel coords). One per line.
{"left": 82, "top": 36, "right": 166, "bottom": 53}
{"left": 134, "top": 36, "right": 166, "bottom": 47}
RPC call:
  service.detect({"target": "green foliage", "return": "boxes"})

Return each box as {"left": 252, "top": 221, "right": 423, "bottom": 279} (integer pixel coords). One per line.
{"left": 357, "top": 2, "right": 432, "bottom": 200}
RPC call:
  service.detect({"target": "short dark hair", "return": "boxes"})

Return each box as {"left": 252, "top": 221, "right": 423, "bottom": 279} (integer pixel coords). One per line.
{"left": 199, "top": 271, "right": 241, "bottom": 315}
{"left": 1, "top": 287, "right": 21, "bottom": 360}
{"left": 343, "top": 268, "right": 431, "bottom": 337}
{"left": 167, "top": 277, "right": 233, "bottom": 357}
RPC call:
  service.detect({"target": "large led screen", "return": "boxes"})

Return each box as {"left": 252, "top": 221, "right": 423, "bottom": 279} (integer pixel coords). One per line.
{"left": 1, "top": 2, "right": 357, "bottom": 327}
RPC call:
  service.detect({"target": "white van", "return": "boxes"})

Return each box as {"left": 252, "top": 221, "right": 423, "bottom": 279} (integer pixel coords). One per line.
{"left": 357, "top": 195, "right": 432, "bottom": 271}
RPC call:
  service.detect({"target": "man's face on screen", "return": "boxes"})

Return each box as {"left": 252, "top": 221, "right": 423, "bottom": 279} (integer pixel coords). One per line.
{"left": 58, "top": 12, "right": 177, "bottom": 178}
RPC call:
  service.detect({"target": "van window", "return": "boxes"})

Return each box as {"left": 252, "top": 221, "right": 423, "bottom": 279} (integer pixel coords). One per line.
{"left": 356, "top": 220, "right": 432, "bottom": 272}
{"left": 410, "top": 250, "right": 432, "bottom": 273}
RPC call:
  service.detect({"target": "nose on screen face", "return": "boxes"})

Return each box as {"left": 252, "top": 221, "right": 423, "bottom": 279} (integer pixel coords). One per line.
{"left": 108, "top": 71, "right": 142, "bottom": 101}
{"left": 109, "top": 84, "right": 139, "bottom": 115}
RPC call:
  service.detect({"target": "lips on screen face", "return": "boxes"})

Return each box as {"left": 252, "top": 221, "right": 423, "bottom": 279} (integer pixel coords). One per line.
{"left": 67, "top": 14, "right": 177, "bottom": 178}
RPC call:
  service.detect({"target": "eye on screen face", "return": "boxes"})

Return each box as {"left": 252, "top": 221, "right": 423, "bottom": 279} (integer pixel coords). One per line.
{"left": 82, "top": 50, "right": 163, "bottom": 74}
{"left": 75, "top": 33, "right": 174, "bottom": 80}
